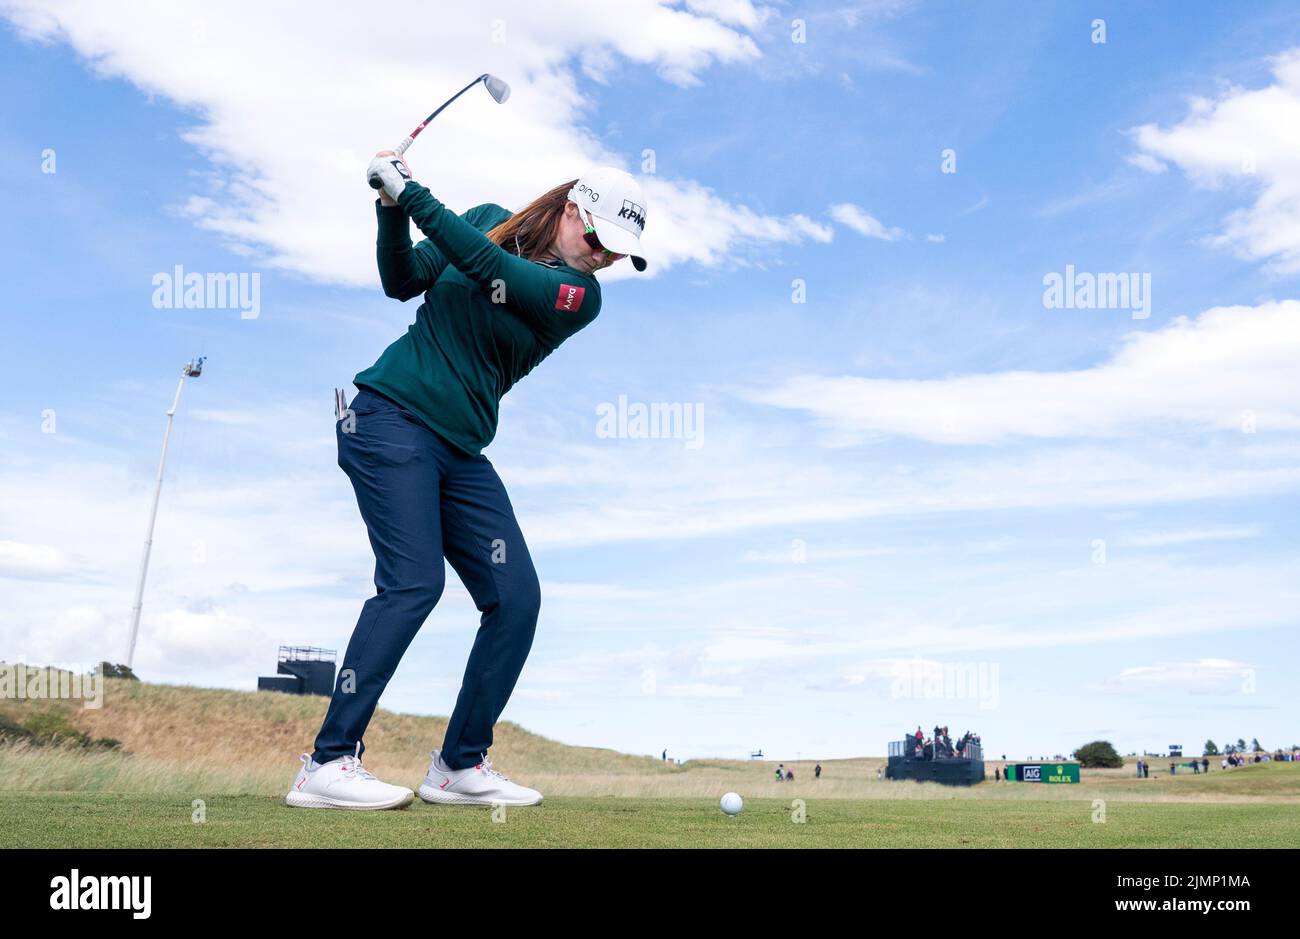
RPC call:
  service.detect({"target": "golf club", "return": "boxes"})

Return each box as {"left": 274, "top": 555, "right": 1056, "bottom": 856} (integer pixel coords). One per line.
{"left": 368, "top": 73, "right": 510, "bottom": 189}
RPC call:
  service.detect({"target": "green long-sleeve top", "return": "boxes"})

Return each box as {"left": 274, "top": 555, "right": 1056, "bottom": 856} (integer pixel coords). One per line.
{"left": 353, "top": 180, "right": 602, "bottom": 455}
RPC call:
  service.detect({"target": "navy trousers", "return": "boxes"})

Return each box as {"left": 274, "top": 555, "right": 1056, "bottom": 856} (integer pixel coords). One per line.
{"left": 312, "top": 387, "right": 541, "bottom": 770}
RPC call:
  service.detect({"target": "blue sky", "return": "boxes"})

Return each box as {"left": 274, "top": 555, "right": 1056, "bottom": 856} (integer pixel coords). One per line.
{"left": 1, "top": 0, "right": 1298, "bottom": 763}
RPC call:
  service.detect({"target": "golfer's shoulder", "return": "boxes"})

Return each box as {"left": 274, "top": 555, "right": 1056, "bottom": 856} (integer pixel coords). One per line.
{"left": 529, "top": 261, "right": 601, "bottom": 320}
{"left": 556, "top": 264, "right": 602, "bottom": 299}
{"left": 461, "top": 203, "right": 513, "bottom": 231}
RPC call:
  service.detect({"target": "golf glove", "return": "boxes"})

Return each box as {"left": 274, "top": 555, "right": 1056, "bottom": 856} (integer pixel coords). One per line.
{"left": 367, "top": 153, "right": 414, "bottom": 203}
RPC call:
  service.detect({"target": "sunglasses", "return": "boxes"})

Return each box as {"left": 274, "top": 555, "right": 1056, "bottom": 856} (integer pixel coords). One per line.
{"left": 581, "top": 211, "right": 626, "bottom": 261}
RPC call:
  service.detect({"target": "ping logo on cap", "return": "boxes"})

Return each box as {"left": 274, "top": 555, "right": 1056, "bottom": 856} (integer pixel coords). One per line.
{"left": 555, "top": 283, "right": 586, "bottom": 312}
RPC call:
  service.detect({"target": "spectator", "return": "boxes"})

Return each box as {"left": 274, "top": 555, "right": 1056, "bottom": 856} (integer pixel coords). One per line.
{"left": 1169, "top": 762, "right": 1176, "bottom": 775}
{"left": 995, "top": 767, "right": 1001, "bottom": 781}
{"left": 1142, "top": 762, "right": 1149, "bottom": 779}
{"left": 814, "top": 763, "right": 822, "bottom": 779}
{"left": 787, "top": 769, "right": 795, "bottom": 782}
{"left": 1202, "top": 758, "right": 1209, "bottom": 773}
{"left": 662, "top": 749, "right": 667, "bottom": 761}
{"left": 775, "top": 763, "right": 785, "bottom": 781}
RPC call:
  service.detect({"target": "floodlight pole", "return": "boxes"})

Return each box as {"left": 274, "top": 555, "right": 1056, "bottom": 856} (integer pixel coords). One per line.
{"left": 125, "top": 357, "right": 205, "bottom": 669}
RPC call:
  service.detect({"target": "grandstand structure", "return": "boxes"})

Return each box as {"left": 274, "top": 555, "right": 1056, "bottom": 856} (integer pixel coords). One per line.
{"left": 885, "top": 728, "right": 986, "bottom": 786}
{"left": 256, "top": 645, "right": 336, "bottom": 697}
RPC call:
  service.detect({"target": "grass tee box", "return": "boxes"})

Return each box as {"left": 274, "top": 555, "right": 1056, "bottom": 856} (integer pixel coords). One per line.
{"left": 2, "top": 793, "right": 1299, "bottom": 849}
{"left": 1005, "top": 762, "right": 1080, "bottom": 783}
{"left": 3, "top": 680, "right": 1300, "bottom": 847}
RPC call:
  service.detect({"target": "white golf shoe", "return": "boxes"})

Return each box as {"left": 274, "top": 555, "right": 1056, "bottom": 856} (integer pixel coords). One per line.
{"left": 285, "top": 745, "right": 414, "bottom": 810}
{"left": 417, "top": 750, "right": 543, "bottom": 806}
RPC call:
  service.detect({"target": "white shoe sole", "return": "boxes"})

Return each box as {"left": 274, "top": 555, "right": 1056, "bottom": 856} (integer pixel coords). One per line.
{"left": 285, "top": 789, "right": 414, "bottom": 810}
{"left": 417, "top": 783, "right": 543, "bottom": 807}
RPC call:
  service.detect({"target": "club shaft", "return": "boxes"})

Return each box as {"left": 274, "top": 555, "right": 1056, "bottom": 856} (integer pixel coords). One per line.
{"left": 399, "top": 74, "right": 489, "bottom": 149}
{"left": 369, "top": 74, "right": 495, "bottom": 189}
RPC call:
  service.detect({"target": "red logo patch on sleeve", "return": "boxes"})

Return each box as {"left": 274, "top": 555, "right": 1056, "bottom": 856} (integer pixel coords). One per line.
{"left": 554, "top": 284, "right": 586, "bottom": 313}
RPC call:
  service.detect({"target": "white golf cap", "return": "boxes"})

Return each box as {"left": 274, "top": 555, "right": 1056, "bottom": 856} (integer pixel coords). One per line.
{"left": 568, "top": 167, "right": 648, "bottom": 272}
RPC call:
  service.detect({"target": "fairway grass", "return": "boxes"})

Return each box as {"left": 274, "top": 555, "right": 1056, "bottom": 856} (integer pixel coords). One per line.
{"left": 1, "top": 792, "right": 1297, "bottom": 848}
{"left": 3, "top": 679, "right": 1297, "bottom": 847}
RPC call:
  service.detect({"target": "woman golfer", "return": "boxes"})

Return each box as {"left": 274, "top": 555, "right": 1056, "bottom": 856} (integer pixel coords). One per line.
{"left": 286, "top": 154, "right": 647, "bottom": 810}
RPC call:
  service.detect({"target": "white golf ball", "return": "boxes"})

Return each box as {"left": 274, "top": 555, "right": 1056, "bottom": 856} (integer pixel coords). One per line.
{"left": 720, "top": 792, "right": 743, "bottom": 816}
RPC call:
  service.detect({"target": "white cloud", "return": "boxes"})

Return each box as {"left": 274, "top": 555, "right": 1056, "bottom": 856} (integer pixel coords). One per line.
{"left": 1039, "top": 175, "right": 1139, "bottom": 217}
{"left": 741, "top": 544, "right": 905, "bottom": 563}
{"left": 642, "top": 176, "right": 833, "bottom": 271}
{"left": 661, "top": 682, "right": 744, "bottom": 698}
{"left": 1097, "top": 658, "right": 1254, "bottom": 694}
{"left": 829, "top": 202, "right": 904, "bottom": 241}
{"left": 741, "top": 300, "right": 1300, "bottom": 443}
{"left": 4, "top": 402, "right": 1297, "bottom": 748}
{"left": 1131, "top": 49, "right": 1300, "bottom": 271}
{"left": 0, "top": 541, "right": 82, "bottom": 580}
{"left": 684, "top": 0, "right": 771, "bottom": 30}
{"left": 1125, "top": 152, "right": 1167, "bottom": 175}
{"left": 189, "top": 409, "right": 259, "bottom": 426}
{"left": 1118, "top": 527, "right": 1259, "bottom": 548}
{"left": 542, "top": 581, "right": 658, "bottom": 601}
{"left": 0, "top": 0, "right": 826, "bottom": 283}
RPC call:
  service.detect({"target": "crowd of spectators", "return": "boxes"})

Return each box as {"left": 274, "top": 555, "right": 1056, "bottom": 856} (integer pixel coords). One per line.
{"left": 909, "top": 725, "right": 981, "bottom": 761}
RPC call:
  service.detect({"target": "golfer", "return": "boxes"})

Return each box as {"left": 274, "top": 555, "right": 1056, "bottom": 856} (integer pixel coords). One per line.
{"left": 287, "top": 153, "right": 647, "bottom": 810}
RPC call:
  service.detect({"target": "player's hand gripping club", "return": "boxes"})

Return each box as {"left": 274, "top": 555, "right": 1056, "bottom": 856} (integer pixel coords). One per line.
{"left": 367, "top": 150, "right": 414, "bottom": 205}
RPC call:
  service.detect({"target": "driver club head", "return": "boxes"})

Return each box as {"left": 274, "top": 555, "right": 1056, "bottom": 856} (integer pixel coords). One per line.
{"left": 482, "top": 74, "right": 511, "bottom": 104}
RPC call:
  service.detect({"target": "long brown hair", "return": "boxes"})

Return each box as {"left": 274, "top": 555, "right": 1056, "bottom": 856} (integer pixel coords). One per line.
{"left": 486, "top": 179, "right": 578, "bottom": 261}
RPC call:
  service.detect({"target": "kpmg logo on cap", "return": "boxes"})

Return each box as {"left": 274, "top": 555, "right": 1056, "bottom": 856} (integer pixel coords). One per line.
{"left": 619, "top": 199, "right": 646, "bottom": 232}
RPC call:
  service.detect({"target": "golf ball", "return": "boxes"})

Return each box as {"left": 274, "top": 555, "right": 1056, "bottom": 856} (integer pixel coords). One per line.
{"left": 720, "top": 792, "right": 743, "bottom": 816}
